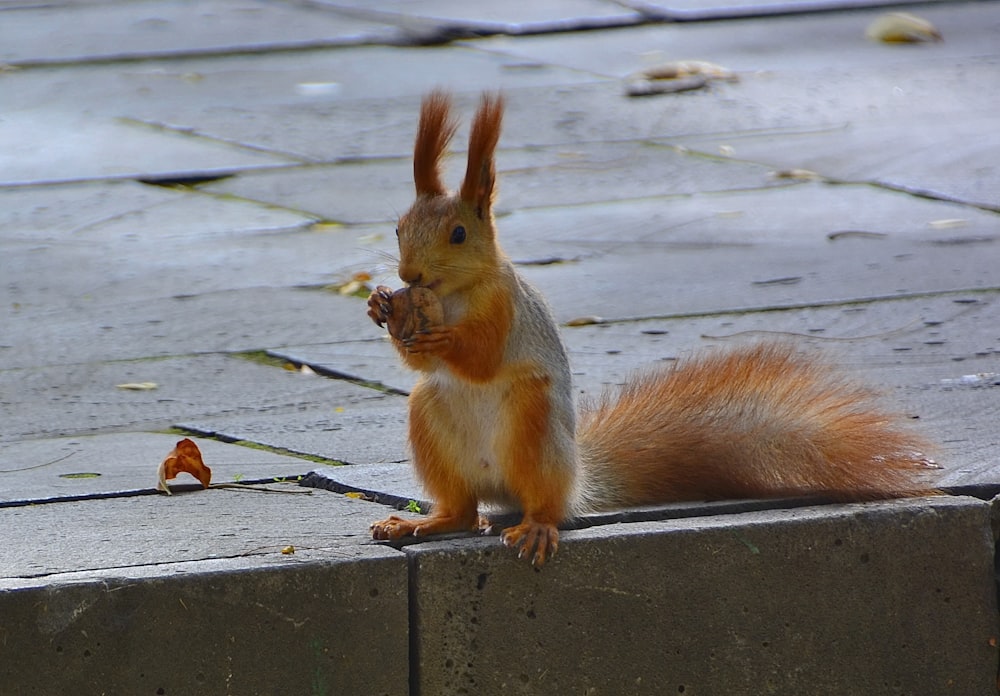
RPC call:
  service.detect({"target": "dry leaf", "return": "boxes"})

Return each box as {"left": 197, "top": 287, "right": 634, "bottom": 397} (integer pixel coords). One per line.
{"left": 625, "top": 60, "right": 737, "bottom": 97}
{"left": 642, "top": 60, "right": 737, "bottom": 82}
{"left": 866, "top": 13, "right": 942, "bottom": 43}
{"left": 117, "top": 382, "right": 158, "bottom": 391}
{"left": 281, "top": 545, "right": 296, "bottom": 555}
{"left": 565, "top": 316, "right": 605, "bottom": 327}
{"left": 625, "top": 74, "right": 707, "bottom": 97}
{"left": 157, "top": 438, "right": 211, "bottom": 494}
{"left": 770, "top": 168, "right": 822, "bottom": 181}
{"left": 332, "top": 271, "right": 374, "bottom": 298}
{"left": 928, "top": 218, "right": 967, "bottom": 229}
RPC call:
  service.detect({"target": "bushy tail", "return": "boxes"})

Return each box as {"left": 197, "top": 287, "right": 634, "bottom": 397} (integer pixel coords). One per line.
{"left": 575, "top": 343, "right": 936, "bottom": 511}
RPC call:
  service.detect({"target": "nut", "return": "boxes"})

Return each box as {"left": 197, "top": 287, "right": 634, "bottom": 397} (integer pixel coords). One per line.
{"left": 386, "top": 286, "right": 444, "bottom": 340}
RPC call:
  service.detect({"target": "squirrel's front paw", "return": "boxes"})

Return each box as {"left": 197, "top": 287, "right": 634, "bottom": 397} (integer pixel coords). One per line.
{"left": 367, "top": 285, "right": 395, "bottom": 328}
{"left": 403, "top": 325, "right": 455, "bottom": 355}
{"left": 371, "top": 515, "right": 419, "bottom": 540}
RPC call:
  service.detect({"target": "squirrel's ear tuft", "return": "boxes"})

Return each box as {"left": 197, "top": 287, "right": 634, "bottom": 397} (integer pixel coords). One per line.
{"left": 460, "top": 92, "right": 504, "bottom": 220}
{"left": 414, "top": 90, "right": 458, "bottom": 197}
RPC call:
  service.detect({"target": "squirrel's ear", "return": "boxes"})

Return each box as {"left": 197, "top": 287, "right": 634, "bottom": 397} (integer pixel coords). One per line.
{"left": 413, "top": 90, "right": 458, "bottom": 197}
{"left": 460, "top": 92, "right": 504, "bottom": 220}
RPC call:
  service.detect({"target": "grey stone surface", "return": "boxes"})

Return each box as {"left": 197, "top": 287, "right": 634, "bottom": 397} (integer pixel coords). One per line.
{"left": 0, "top": 355, "right": 385, "bottom": 442}
{"left": 321, "top": 0, "right": 642, "bottom": 30}
{"left": 0, "top": 113, "right": 291, "bottom": 186}
{"left": 474, "top": 3, "right": 997, "bottom": 77}
{"left": 0, "top": 547, "right": 408, "bottom": 696}
{"left": 408, "top": 496, "right": 998, "bottom": 695}
{"left": 505, "top": 186, "right": 999, "bottom": 322}
{"left": 305, "top": 461, "right": 428, "bottom": 512}
{"left": 0, "top": 0, "right": 400, "bottom": 65}
{"left": 178, "top": 381, "right": 409, "bottom": 466}
{"left": 0, "top": 287, "right": 365, "bottom": 370}
{"left": 199, "top": 138, "right": 791, "bottom": 223}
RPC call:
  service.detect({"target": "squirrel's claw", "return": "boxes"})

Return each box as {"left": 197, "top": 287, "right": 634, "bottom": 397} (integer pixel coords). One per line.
{"left": 501, "top": 520, "right": 560, "bottom": 567}
{"left": 367, "top": 285, "right": 395, "bottom": 328}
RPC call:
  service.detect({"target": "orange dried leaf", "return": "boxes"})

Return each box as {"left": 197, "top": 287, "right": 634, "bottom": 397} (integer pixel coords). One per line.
{"left": 157, "top": 438, "right": 212, "bottom": 494}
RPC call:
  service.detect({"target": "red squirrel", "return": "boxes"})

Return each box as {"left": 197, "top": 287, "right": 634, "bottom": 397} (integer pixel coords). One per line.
{"left": 366, "top": 90, "right": 934, "bottom": 566}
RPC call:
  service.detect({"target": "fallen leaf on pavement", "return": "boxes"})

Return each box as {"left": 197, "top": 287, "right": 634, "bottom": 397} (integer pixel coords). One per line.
{"left": 332, "top": 271, "right": 374, "bottom": 298}
{"left": 625, "top": 60, "right": 738, "bottom": 97}
{"left": 866, "top": 13, "right": 942, "bottom": 43}
{"left": 157, "top": 438, "right": 212, "bottom": 494}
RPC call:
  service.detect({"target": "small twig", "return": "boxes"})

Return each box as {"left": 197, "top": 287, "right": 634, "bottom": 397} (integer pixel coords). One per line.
{"left": 209, "top": 482, "right": 313, "bottom": 494}
{"left": 0, "top": 450, "right": 77, "bottom": 473}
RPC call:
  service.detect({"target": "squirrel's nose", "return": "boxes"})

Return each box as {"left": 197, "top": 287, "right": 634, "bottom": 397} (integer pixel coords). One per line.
{"left": 398, "top": 265, "right": 423, "bottom": 286}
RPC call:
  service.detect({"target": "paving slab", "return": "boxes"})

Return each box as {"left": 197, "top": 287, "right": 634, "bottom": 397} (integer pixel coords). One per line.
{"left": 0, "top": 286, "right": 367, "bottom": 370}
{"left": 678, "top": 110, "right": 1000, "bottom": 211}
{"left": 407, "top": 496, "right": 998, "bottom": 695}
{"left": 472, "top": 3, "right": 998, "bottom": 77}
{"left": 0, "top": 432, "right": 311, "bottom": 503}
{"left": 629, "top": 0, "right": 955, "bottom": 16}
{"left": 178, "top": 380, "right": 410, "bottom": 466}
{"left": 0, "top": 351, "right": 383, "bottom": 438}
{"left": 320, "top": 0, "right": 642, "bottom": 33}
{"left": 0, "top": 110, "right": 293, "bottom": 186}
{"left": 5, "top": 45, "right": 601, "bottom": 169}
{"left": 464, "top": 4, "right": 1000, "bottom": 208}
{"left": 0, "top": 180, "right": 321, "bottom": 312}
{"left": 0, "top": 0, "right": 400, "bottom": 66}
{"left": 200, "top": 138, "right": 789, "bottom": 223}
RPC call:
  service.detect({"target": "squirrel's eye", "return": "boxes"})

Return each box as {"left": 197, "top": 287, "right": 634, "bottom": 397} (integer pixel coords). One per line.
{"left": 394, "top": 226, "right": 399, "bottom": 238}
{"left": 450, "top": 225, "right": 466, "bottom": 245}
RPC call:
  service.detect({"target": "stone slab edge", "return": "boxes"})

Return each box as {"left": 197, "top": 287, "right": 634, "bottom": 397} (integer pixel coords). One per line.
{"left": 2, "top": 494, "right": 997, "bottom": 695}
{"left": 0, "top": 546, "right": 409, "bottom": 696}
{"left": 406, "top": 495, "right": 1000, "bottom": 695}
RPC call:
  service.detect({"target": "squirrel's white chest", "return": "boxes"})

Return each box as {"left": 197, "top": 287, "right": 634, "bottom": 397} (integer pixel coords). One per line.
{"left": 424, "top": 371, "right": 516, "bottom": 506}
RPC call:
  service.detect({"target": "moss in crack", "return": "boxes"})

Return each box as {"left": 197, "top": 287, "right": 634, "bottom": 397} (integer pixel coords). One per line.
{"left": 226, "top": 439, "right": 346, "bottom": 467}
{"left": 232, "top": 350, "right": 297, "bottom": 371}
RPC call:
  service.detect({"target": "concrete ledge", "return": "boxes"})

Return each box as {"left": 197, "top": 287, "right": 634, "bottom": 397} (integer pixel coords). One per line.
{"left": 3, "top": 496, "right": 997, "bottom": 695}
{"left": 408, "top": 497, "right": 998, "bottom": 695}
{"left": 0, "top": 550, "right": 408, "bottom": 696}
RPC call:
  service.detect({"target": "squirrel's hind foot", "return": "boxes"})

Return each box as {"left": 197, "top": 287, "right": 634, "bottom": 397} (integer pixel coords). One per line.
{"left": 501, "top": 519, "right": 560, "bottom": 567}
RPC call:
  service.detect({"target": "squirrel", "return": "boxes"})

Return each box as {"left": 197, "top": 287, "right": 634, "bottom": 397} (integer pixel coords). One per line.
{"left": 366, "top": 90, "right": 935, "bottom": 566}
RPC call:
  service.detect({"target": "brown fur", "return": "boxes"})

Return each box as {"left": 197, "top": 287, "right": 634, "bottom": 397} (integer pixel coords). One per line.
{"left": 460, "top": 93, "right": 504, "bottom": 217}
{"left": 413, "top": 90, "right": 458, "bottom": 197}
{"left": 577, "top": 343, "right": 935, "bottom": 507}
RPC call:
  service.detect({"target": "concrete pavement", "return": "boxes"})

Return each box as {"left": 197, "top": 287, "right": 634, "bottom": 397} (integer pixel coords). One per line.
{"left": 2, "top": 1, "right": 999, "bottom": 693}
